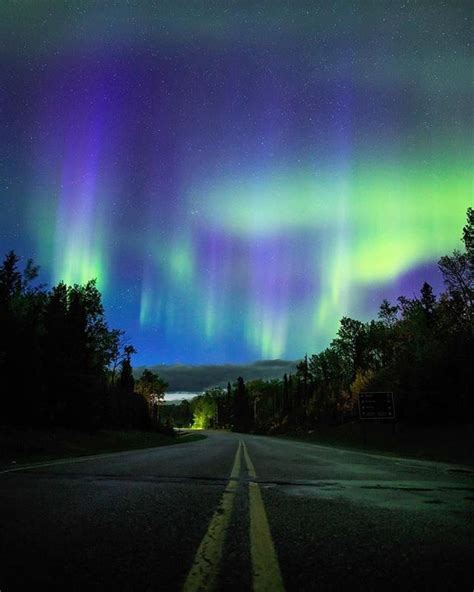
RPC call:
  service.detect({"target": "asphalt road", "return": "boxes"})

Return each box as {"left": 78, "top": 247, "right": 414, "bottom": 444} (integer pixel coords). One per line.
{"left": 1, "top": 431, "right": 473, "bottom": 591}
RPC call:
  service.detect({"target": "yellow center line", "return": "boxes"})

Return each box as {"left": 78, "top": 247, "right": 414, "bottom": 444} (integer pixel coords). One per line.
{"left": 242, "top": 440, "right": 257, "bottom": 478}
{"left": 182, "top": 440, "right": 242, "bottom": 592}
{"left": 242, "top": 441, "right": 285, "bottom": 592}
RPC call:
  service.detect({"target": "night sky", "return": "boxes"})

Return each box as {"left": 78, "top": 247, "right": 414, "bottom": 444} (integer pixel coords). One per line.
{"left": 1, "top": 2, "right": 472, "bottom": 366}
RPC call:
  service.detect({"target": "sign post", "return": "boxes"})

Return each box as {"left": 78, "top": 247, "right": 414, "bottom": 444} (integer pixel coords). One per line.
{"left": 359, "top": 391, "right": 395, "bottom": 420}
{"left": 358, "top": 392, "right": 396, "bottom": 445}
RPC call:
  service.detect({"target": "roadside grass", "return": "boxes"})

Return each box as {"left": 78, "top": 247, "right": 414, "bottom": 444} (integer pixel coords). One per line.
{"left": 0, "top": 427, "right": 206, "bottom": 467}
{"left": 278, "top": 422, "right": 474, "bottom": 467}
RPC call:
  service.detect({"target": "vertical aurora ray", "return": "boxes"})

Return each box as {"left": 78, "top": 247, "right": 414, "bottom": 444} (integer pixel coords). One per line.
{"left": 199, "top": 232, "right": 225, "bottom": 341}
{"left": 246, "top": 235, "right": 291, "bottom": 359}
{"left": 53, "top": 126, "right": 107, "bottom": 289}
{"left": 29, "top": 69, "right": 119, "bottom": 294}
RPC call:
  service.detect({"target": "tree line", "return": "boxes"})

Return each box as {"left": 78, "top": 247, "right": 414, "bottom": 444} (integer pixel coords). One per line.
{"left": 2, "top": 208, "right": 472, "bottom": 432}
{"left": 0, "top": 255, "right": 169, "bottom": 431}
{"left": 182, "top": 208, "right": 473, "bottom": 431}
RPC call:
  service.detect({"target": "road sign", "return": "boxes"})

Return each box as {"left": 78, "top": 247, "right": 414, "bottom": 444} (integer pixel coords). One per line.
{"left": 359, "top": 391, "right": 395, "bottom": 420}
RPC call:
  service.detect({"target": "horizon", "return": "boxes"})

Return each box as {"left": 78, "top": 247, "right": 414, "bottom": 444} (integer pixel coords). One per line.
{"left": 134, "top": 358, "right": 299, "bottom": 393}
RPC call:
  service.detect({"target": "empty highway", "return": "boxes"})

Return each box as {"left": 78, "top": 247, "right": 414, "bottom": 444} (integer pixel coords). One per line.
{"left": 1, "top": 431, "right": 473, "bottom": 591}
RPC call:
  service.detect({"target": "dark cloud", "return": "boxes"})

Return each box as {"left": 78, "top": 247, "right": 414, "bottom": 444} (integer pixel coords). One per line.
{"left": 134, "top": 359, "right": 299, "bottom": 392}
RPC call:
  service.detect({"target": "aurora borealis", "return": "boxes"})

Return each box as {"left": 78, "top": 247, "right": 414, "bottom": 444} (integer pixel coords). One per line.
{"left": 1, "top": 2, "right": 472, "bottom": 366}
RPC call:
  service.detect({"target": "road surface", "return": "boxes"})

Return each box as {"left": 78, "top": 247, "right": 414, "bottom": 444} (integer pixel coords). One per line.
{"left": 1, "top": 431, "right": 473, "bottom": 591}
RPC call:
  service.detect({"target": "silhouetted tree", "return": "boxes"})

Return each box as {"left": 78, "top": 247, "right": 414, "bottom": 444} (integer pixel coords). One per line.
{"left": 0, "top": 251, "right": 145, "bottom": 430}
{"left": 233, "top": 376, "right": 250, "bottom": 431}
{"left": 136, "top": 369, "right": 168, "bottom": 427}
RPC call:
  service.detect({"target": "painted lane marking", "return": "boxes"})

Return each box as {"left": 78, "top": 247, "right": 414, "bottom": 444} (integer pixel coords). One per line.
{"left": 242, "top": 441, "right": 257, "bottom": 478}
{"left": 182, "top": 440, "right": 242, "bottom": 592}
{"left": 0, "top": 439, "right": 208, "bottom": 475}
{"left": 242, "top": 441, "right": 285, "bottom": 592}
{"left": 0, "top": 450, "right": 148, "bottom": 474}
{"left": 269, "top": 436, "right": 472, "bottom": 471}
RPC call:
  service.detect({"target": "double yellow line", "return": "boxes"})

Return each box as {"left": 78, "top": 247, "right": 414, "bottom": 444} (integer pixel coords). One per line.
{"left": 182, "top": 440, "right": 284, "bottom": 592}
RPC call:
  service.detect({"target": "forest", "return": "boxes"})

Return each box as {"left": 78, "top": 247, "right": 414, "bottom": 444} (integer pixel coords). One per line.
{"left": 1, "top": 208, "right": 472, "bottom": 433}
{"left": 0, "top": 254, "right": 169, "bottom": 431}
